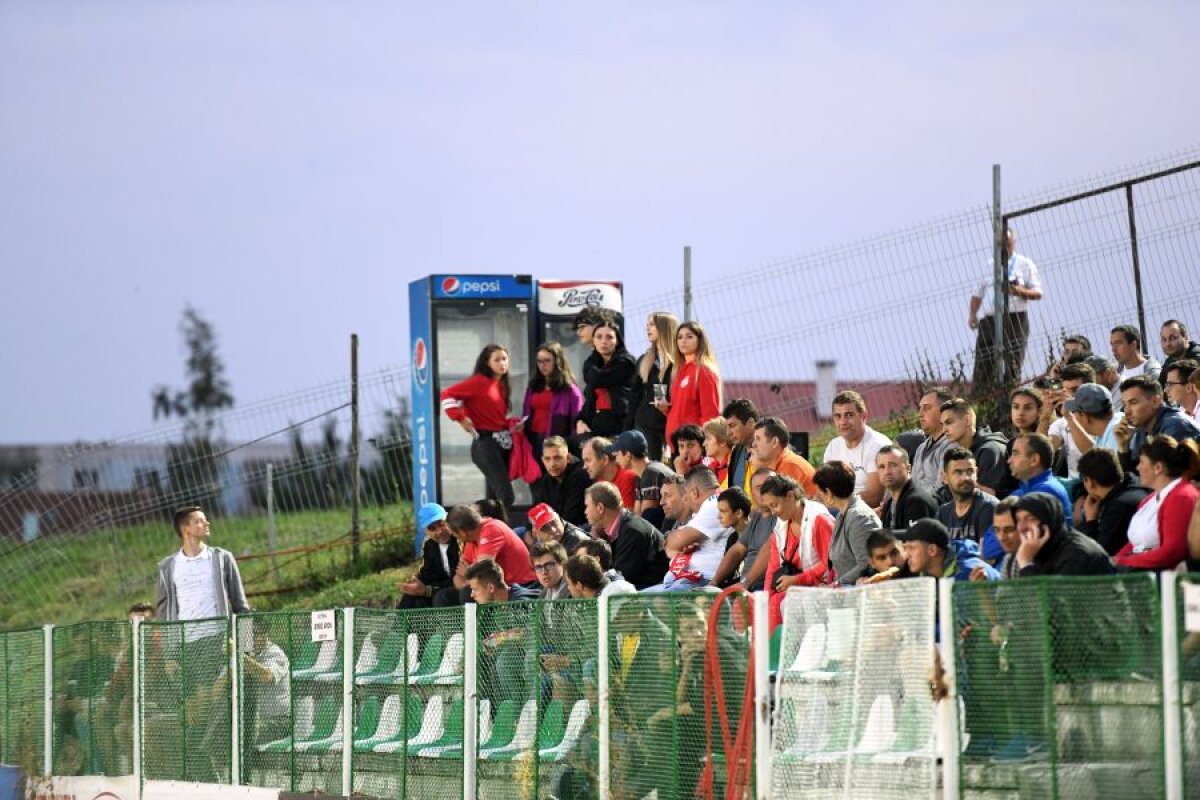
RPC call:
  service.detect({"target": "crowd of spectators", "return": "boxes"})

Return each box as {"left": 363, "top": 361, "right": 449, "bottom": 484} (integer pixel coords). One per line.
{"left": 431, "top": 305, "right": 1200, "bottom": 629}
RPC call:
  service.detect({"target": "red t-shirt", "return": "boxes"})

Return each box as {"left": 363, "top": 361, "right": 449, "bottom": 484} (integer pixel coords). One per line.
{"left": 613, "top": 467, "right": 638, "bottom": 510}
{"left": 529, "top": 388, "right": 554, "bottom": 435}
{"left": 470, "top": 518, "right": 537, "bottom": 585}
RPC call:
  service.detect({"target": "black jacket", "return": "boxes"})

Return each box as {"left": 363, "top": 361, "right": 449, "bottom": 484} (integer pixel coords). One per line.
{"left": 579, "top": 350, "right": 638, "bottom": 437}
{"left": 531, "top": 457, "right": 591, "bottom": 526}
{"left": 608, "top": 509, "right": 669, "bottom": 590}
{"left": 969, "top": 427, "right": 1010, "bottom": 493}
{"left": 880, "top": 480, "right": 939, "bottom": 530}
{"left": 416, "top": 537, "right": 460, "bottom": 593}
{"left": 1016, "top": 492, "right": 1114, "bottom": 577}
{"left": 1076, "top": 474, "right": 1150, "bottom": 557}
{"left": 1160, "top": 340, "right": 1200, "bottom": 389}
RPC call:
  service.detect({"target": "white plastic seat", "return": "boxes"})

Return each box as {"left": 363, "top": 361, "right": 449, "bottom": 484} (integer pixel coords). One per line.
{"left": 354, "top": 633, "right": 379, "bottom": 674}
{"left": 539, "top": 699, "right": 590, "bottom": 762}
{"left": 296, "top": 639, "right": 340, "bottom": 681}
{"left": 354, "top": 695, "right": 402, "bottom": 750}
{"left": 853, "top": 695, "right": 897, "bottom": 754}
{"left": 787, "top": 623, "right": 827, "bottom": 673}
{"left": 374, "top": 695, "right": 443, "bottom": 753}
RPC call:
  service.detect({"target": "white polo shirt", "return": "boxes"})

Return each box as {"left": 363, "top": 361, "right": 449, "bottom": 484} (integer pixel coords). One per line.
{"left": 973, "top": 253, "right": 1041, "bottom": 316}
{"left": 684, "top": 494, "right": 731, "bottom": 580}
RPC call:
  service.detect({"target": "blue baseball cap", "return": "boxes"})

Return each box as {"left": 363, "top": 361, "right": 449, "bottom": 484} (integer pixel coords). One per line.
{"left": 417, "top": 503, "right": 448, "bottom": 532}
{"left": 606, "top": 429, "right": 648, "bottom": 457}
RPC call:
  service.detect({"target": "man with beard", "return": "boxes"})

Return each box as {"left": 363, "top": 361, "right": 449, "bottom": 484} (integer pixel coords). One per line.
{"left": 936, "top": 446, "right": 1001, "bottom": 564}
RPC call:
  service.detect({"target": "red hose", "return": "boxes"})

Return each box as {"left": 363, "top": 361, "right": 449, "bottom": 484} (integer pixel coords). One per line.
{"left": 695, "top": 586, "right": 758, "bottom": 800}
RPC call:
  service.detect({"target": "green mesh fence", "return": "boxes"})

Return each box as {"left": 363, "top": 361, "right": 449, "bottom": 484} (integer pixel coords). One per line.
{"left": 139, "top": 617, "right": 232, "bottom": 782}
{"left": 237, "top": 610, "right": 344, "bottom": 795}
{"left": 351, "top": 606, "right": 466, "bottom": 800}
{"left": 954, "top": 573, "right": 1164, "bottom": 799}
{"left": 1177, "top": 574, "right": 1200, "bottom": 798}
{"left": 1, "top": 627, "right": 46, "bottom": 774}
{"left": 51, "top": 620, "right": 132, "bottom": 776}
{"left": 606, "top": 592, "right": 752, "bottom": 800}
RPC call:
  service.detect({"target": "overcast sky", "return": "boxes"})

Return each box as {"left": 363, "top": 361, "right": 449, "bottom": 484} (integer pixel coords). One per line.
{"left": 2, "top": 1, "right": 1198, "bottom": 443}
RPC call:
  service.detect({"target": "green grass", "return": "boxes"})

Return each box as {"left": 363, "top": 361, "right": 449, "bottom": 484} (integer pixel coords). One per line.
{"left": 0, "top": 502, "right": 415, "bottom": 628}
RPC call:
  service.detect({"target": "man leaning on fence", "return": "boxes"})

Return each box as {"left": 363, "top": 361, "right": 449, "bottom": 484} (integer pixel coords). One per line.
{"left": 154, "top": 505, "right": 251, "bottom": 623}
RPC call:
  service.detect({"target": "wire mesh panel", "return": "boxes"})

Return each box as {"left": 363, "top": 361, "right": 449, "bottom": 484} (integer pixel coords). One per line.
{"left": 352, "top": 606, "right": 465, "bottom": 800}
{"left": 237, "top": 610, "right": 344, "bottom": 794}
{"left": 954, "top": 574, "right": 1163, "bottom": 799}
{"left": 0, "top": 627, "right": 46, "bottom": 774}
{"left": 604, "top": 593, "right": 748, "bottom": 800}
{"left": 475, "top": 601, "right": 541, "bottom": 800}
{"left": 770, "top": 579, "right": 937, "bottom": 800}
{"left": 1177, "top": 574, "right": 1200, "bottom": 799}
{"left": 51, "top": 620, "right": 132, "bottom": 776}
{"left": 139, "top": 617, "right": 232, "bottom": 782}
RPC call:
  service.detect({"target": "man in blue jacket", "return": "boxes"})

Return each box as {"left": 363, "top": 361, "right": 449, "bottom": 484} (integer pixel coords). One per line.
{"left": 1115, "top": 374, "right": 1200, "bottom": 471}
{"left": 1007, "top": 433, "right": 1072, "bottom": 519}
{"left": 897, "top": 518, "right": 999, "bottom": 581}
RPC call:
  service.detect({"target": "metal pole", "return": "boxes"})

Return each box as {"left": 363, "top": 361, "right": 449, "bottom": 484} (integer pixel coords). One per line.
{"left": 1126, "top": 184, "right": 1149, "bottom": 348}
{"left": 938, "top": 578, "right": 961, "bottom": 799}
{"left": 1160, "top": 572, "right": 1183, "bottom": 799}
{"left": 132, "top": 617, "right": 142, "bottom": 784}
{"left": 992, "top": 164, "right": 1006, "bottom": 389}
{"left": 683, "top": 246, "right": 693, "bottom": 321}
{"left": 350, "top": 333, "right": 361, "bottom": 566}
{"left": 463, "top": 603, "right": 479, "bottom": 800}
{"left": 597, "top": 594, "right": 611, "bottom": 800}
{"left": 266, "top": 462, "right": 278, "bottom": 584}
{"left": 341, "top": 608, "right": 354, "bottom": 796}
{"left": 752, "top": 591, "right": 771, "bottom": 800}
{"left": 230, "top": 616, "right": 240, "bottom": 785}
{"left": 43, "top": 624, "right": 53, "bottom": 775}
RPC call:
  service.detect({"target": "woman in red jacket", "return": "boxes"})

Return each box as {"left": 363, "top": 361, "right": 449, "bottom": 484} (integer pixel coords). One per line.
{"left": 664, "top": 321, "right": 722, "bottom": 449}
{"left": 441, "top": 344, "right": 516, "bottom": 510}
{"left": 1116, "top": 435, "right": 1200, "bottom": 571}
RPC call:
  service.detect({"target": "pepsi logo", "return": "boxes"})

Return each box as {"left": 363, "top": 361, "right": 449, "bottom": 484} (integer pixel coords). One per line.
{"left": 441, "top": 276, "right": 461, "bottom": 295}
{"left": 414, "top": 337, "right": 430, "bottom": 385}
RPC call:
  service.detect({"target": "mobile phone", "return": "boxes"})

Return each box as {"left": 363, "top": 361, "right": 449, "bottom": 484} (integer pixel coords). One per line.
{"left": 1048, "top": 379, "right": 1063, "bottom": 391}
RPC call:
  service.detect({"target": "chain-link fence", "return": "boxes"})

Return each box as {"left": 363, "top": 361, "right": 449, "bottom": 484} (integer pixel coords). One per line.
{"left": 4, "top": 578, "right": 1199, "bottom": 797}
{"left": 0, "top": 627, "right": 46, "bottom": 774}
{"left": 139, "top": 617, "right": 233, "bottom": 783}
{"left": 954, "top": 573, "right": 1164, "bottom": 799}
{"left": 51, "top": 620, "right": 132, "bottom": 777}
{"left": 1176, "top": 573, "right": 1200, "bottom": 799}
{"left": 770, "top": 579, "right": 937, "bottom": 799}
{"left": 236, "top": 610, "right": 345, "bottom": 794}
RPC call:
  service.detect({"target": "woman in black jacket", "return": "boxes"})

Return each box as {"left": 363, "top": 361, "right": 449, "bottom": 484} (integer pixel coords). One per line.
{"left": 576, "top": 318, "right": 637, "bottom": 439}
{"left": 627, "top": 311, "right": 678, "bottom": 461}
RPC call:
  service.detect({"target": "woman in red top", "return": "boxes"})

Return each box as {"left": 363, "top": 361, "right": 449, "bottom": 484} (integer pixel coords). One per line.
{"left": 664, "top": 321, "right": 722, "bottom": 449}
{"left": 1115, "top": 435, "right": 1200, "bottom": 571}
{"left": 522, "top": 342, "right": 584, "bottom": 455}
{"left": 759, "top": 473, "right": 835, "bottom": 630}
{"left": 441, "top": 344, "right": 516, "bottom": 510}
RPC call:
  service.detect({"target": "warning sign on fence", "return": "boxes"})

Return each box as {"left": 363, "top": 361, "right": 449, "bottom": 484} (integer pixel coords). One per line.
{"left": 311, "top": 609, "right": 336, "bottom": 642}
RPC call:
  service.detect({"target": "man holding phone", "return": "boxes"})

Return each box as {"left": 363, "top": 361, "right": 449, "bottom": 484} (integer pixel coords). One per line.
{"left": 968, "top": 227, "right": 1043, "bottom": 388}
{"left": 1011, "top": 492, "right": 1113, "bottom": 577}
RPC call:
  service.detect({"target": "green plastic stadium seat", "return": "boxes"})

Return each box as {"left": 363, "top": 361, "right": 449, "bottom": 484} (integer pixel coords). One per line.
{"left": 406, "top": 634, "right": 445, "bottom": 685}
{"left": 355, "top": 631, "right": 407, "bottom": 685}
{"left": 352, "top": 696, "right": 381, "bottom": 742}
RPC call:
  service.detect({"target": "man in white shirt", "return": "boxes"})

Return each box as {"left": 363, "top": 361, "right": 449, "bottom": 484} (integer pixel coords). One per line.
{"left": 1110, "top": 324, "right": 1161, "bottom": 410}
{"left": 646, "top": 467, "right": 730, "bottom": 591}
{"left": 822, "top": 390, "right": 891, "bottom": 507}
{"left": 968, "top": 227, "right": 1043, "bottom": 388}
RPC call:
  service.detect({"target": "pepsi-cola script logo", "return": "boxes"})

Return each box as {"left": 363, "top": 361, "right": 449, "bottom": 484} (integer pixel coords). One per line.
{"left": 440, "top": 276, "right": 502, "bottom": 295}
{"left": 556, "top": 288, "right": 606, "bottom": 308}
{"left": 413, "top": 337, "right": 429, "bottom": 386}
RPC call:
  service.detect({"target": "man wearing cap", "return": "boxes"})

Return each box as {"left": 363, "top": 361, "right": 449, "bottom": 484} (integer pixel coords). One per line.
{"left": 531, "top": 435, "right": 591, "bottom": 526}
{"left": 1058, "top": 383, "right": 1124, "bottom": 460}
{"left": 399, "top": 503, "right": 460, "bottom": 609}
{"left": 1084, "top": 354, "right": 1122, "bottom": 410}
{"left": 1010, "top": 491, "right": 1113, "bottom": 576}
{"left": 609, "top": 430, "right": 676, "bottom": 530}
{"left": 897, "top": 519, "right": 998, "bottom": 581}
{"left": 526, "top": 502, "right": 589, "bottom": 555}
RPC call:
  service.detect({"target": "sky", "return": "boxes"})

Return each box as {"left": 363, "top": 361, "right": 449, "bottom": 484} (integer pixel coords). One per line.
{"left": 2, "top": 1, "right": 1199, "bottom": 443}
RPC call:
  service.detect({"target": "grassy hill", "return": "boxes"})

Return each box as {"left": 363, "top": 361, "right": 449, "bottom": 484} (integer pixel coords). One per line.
{"left": 0, "top": 502, "right": 416, "bottom": 628}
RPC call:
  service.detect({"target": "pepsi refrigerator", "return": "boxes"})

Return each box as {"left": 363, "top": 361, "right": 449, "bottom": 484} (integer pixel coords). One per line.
{"left": 535, "top": 279, "right": 624, "bottom": 383}
{"left": 409, "top": 274, "right": 536, "bottom": 523}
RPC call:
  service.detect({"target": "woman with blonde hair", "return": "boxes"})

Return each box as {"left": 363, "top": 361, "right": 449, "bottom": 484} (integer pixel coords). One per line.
{"left": 665, "top": 321, "right": 722, "bottom": 448}
{"left": 628, "top": 311, "right": 678, "bottom": 460}
{"left": 522, "top": 341, "right": 584, "bottom": 454}
{"left": 701, "top": 416, "right": 735, "bottom": 486}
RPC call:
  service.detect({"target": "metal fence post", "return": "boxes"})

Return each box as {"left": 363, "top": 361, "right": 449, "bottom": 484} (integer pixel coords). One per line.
{"left": 231, "top": 615, "right": 241, "bottom": 786}
{"left": 938, "top": 578, "right": 960, "bottom": 799}
{"left": 598, "top": 594, "right": 610, "bottom": 800}
{"left": 342, "top": 607, "right": 354, "bottom": 796}
{"left": 132, "top": 617, "right": 142, "bottom": 786}
{"left": 42, "top": 624, "right": 53, "bottom": 776}
{"left": 463, "top": 603, "right": 479, "bottom": 800}
{"left": 752, "top": 591, "right": 771, "bottom": 800}
{"left": 683, "top": 245, "right": 693, "bottom": 321}
{"left": 1124, "top": 183, "right": 1149, "bottom": 348}
{"left": 992, "top": 164, "right": 1006, "bottom": 389}
{"left": 1161, "top": 572, "right": 1183, "bottom": 799}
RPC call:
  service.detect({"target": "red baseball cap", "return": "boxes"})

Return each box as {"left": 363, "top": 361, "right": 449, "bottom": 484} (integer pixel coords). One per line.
{"left": 528, "top": 503, "right": 557, "bottom": 530}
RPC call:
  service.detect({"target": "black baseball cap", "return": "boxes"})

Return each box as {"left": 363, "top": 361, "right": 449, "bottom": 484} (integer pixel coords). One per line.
{"left": 894, "top": 519, "right": 950, "bottom": 550}
{"left": 606, "top": 430, "right": 648, "bottom": 458}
